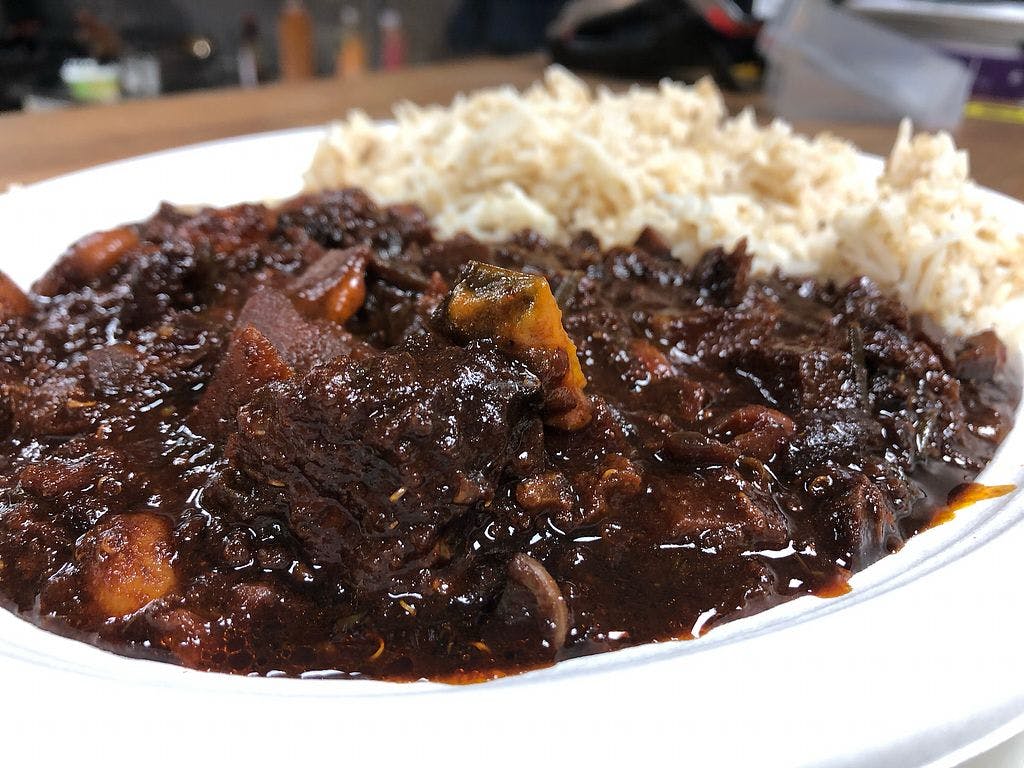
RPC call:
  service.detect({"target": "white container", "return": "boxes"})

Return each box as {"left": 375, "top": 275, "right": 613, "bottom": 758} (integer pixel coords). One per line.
{"left": 59, "top": 58, "right": 121, "bottom": 105}
{"left": 758, "top": 0, "right": 975, "bottom": 130}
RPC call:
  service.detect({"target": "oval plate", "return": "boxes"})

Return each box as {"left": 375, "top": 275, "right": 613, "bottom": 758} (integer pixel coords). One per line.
{"left": 1, "top": 128, "right": 1022, "bottom": 768}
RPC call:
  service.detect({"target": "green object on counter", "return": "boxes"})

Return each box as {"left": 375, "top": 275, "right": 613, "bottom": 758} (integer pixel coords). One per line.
{"left": 60, "top": 59, "right": 121, "bottom": 104}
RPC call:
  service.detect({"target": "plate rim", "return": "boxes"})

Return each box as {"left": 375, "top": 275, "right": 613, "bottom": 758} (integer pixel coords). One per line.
{"left": 0, "top": 127, "right": 1022, "bottom": 767}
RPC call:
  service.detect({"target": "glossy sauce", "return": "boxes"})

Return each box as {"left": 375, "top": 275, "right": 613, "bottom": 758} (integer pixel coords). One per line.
{"left": 928, "top": 482, "right": 1016, "bottom": 528}
{"left": 0, "top": 189, "right": 1017, "bottom": 681}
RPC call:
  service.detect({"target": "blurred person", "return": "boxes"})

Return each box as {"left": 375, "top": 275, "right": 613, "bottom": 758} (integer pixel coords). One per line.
{"left": 2, "top": 0, "right": 43, "bottom": 45}
{"left": 448, "top": 0, "right": 569, "bottom": 55}
{"left": 73, "top": 8, "right": 121, "bottom": 62}
{"left": 1, "top": 0, "right": 50, "bottom": 110}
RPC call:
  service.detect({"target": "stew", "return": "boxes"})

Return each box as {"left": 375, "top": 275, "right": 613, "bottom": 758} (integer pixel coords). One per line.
{"left": 0, "top": 189, "right": 1016, "bottom": 681}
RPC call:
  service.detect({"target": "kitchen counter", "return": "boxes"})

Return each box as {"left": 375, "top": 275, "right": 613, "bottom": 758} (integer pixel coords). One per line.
{"left": 1, "top": 54, "right": 1023, "bottom": 200}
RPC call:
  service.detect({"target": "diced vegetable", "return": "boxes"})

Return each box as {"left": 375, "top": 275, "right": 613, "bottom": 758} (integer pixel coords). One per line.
{"left": 34, "top": 226, "right": 139, "bottom": 295}
{"left": 293, "top": 245, "right": 370, "bottom": 323}
{"left": 77, "top": 512, "right": 177, "bottom": 616}
{"left": 440, "top": 261, "right": 590, "bottom": 429}
{"left": 508, "top": 553, "right": 568, "bottom": 649}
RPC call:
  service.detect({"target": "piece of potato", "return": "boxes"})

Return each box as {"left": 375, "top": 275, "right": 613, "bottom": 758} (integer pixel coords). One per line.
{"left": 69, "top": 226, "right": 139, "bottom": 276}
{"left": 78, "top": 512, "right": 177, "bottom": 617}
{"left": 440, "top": 261, "right": 590, "bottom": 429}
{"left": 34, "top": 226, "right": 140, "bottom": 296}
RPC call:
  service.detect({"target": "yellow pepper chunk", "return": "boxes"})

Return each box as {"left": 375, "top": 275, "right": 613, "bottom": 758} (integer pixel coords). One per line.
{"left": 441, "top": 262, "right": 590, "bottom": 429}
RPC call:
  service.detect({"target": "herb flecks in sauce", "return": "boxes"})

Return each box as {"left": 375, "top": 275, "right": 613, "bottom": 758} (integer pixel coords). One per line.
{"left": 0, "top": 190, "right": 1016, "bottom": 681}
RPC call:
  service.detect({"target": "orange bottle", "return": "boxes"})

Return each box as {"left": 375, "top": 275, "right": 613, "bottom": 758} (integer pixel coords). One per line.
{"left": 278, "top": 0, "right": 315, "bottom": 81}
{"left": 335, "top": 6, "right": 366, "bottom": 78}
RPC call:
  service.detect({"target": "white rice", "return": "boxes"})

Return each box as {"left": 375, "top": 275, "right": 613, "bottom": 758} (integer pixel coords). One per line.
{"left": 304, "top": 66, "right": 1024, "bottom": 341}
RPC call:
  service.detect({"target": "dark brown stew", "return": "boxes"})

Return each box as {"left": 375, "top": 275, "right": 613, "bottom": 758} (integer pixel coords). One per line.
{"left": 0, "top": 189, "right": 1016, "bottom": 681}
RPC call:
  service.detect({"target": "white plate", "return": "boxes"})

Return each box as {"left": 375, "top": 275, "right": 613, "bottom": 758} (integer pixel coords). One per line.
{"left": 1, "top": 128, "right": 1022, "bottom": 768}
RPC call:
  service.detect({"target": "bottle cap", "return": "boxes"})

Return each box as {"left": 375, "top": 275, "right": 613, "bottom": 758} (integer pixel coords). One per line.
{"left": 341, "top": 6, "right": 360, "bottom": 27}
{"left": 379, "top": 8, "right": 401, "bottom": 29}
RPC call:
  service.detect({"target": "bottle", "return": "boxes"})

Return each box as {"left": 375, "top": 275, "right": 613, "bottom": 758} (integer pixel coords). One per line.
{"left": 378, "top": 8, "right": 406, "bottom": 72}
{"left": 238, "top": 14, "right": 261, "bottom": 88}
{"left": 277, "top": 0, "right": 315, "bottom": 81}
{"left": 335, "top": 6, "right": 366, "bottom": 78}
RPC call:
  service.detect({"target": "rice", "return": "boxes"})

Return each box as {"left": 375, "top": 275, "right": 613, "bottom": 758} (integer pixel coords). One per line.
{"left": 304, "top": 66, "right": 1024, "bottom": 341}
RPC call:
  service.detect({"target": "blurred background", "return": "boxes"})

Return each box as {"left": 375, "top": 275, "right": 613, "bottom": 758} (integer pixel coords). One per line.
{"left": 1, "top": 0, "right": 559, "bottom": 110}
{"left": 2, "top": 0, "right": 1023, "bottom": 121}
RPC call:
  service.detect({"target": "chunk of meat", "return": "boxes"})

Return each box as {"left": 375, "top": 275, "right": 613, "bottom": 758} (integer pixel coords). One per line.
{"left": 225, "top": 333, "right": 543, "bottom": 592}
{"left": 422, "top": 235, "right": 494, "bottom": 283}
{"left": 785, "top": 411, "right": 886, "bottom": 477}
{"left": 0, "top": 502, "right": 75, "bottom": 609}
{"left": 834, "top": 276, "right": 910, "bottom": 331}
{"left": 636, "top": 376, "right": 707, "bottom": 424}
{"left": 170, "top": 203, "right": 276, "bottom": 253}
{"left": 188, "top": 326, "right": 293, "bottom": 439}
{"left": 955, "top": 330, "right": 1007, "bottom": 382}
{"left": 148, "top": 607, "right": 222, "bottom": 669}
{"left": 691, "top": 242, "right": 751, "bottom": 305}
{"left": 736, "top": 342, "right": 860, "bottom": 411}
{"left": 633, "top": 226, "right": 672, "bottom": 259}
{"left": 713, "top": 405, "right": 797, "bottom": 462}
{"left": 6, "top": 370, "right": 94, "bottom": 437}
{"left": 569, "top": 230, "right": 601, "bottom": 254}
{"left": 292, "top": 245, "right": 370, "bottom": 323}
{"left": 439, "top": 261, "right": 590, "bottom": 430}
{"left": 33, "top": 226, "right": 140, "bottom": 296}
{"left": 277, "top": 189, "right": 432, "bottom": 253}
{"left": 598, "top": 243, "right": 688, "bottom": 288}
{"left": 20, "top": 448, "right": 122, "bottom": 499}
{"left": 14, "top": 446, "right": 151, "bottom": 541}
{"left": 655, "top": 469, "right": 790, "bottom": 551}
{"left": 77, "top": 512, "right": 177, "bottom": 617}
{"left": 0, "top": 271, "right": 30, "bottom": 321}
{"left": 818, "top": 473, "right": 901, "bottom": 567}
{"left": 189, "top": 287, "right": 375, "bottom": 438}
{"left": 562, "top": 454, "right": 644, "bottom": 532}
{"left": 663, "top": 431, "right": 739, "bottom": 468}
{"left": 85, "top": 344, "right": 145, "bottom": 396}
{"left": 515, "top": 471, "right": 575, "bottom": 515}
{"left": 233, "top": 287, "right": 368, "bottom": 372}
{"left": 627, "top": 339, "right": 675, "bottom": 383}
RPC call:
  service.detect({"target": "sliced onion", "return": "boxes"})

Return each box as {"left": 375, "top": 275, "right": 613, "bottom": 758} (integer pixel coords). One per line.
{"left": 508, "top": 552, "right": 569, "bottom": 649}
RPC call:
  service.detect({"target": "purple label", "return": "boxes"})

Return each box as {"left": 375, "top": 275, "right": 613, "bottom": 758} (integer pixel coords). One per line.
{"left": 945, "top": 48, "right": 1024, "bottom": 100}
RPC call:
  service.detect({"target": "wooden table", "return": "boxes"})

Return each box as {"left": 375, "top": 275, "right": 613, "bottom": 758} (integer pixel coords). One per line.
{"left": 2, "top": 54, "right": 1023, "bottom": 199}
